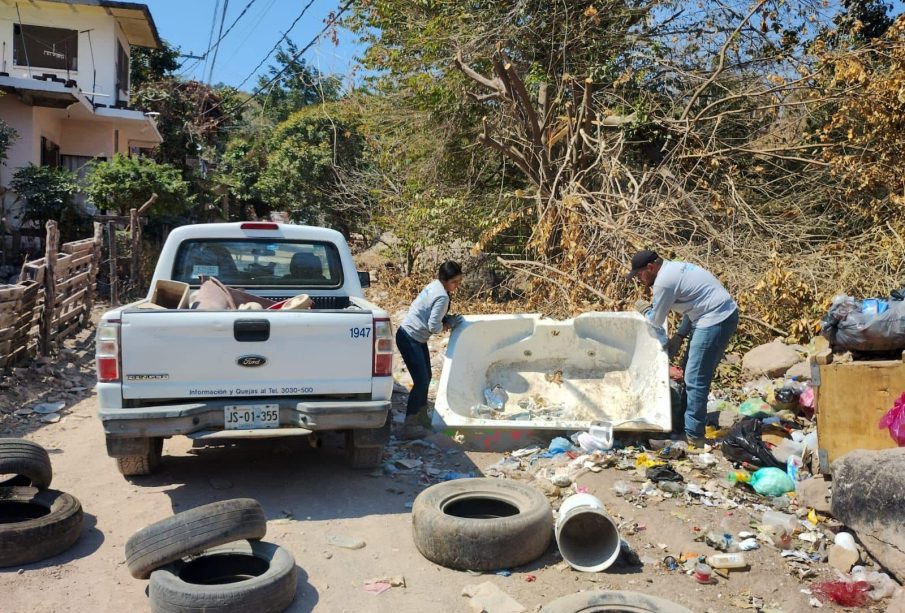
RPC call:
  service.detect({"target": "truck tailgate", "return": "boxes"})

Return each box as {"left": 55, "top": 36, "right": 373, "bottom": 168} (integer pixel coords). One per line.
{"left": 120, "top": 310, "right": 375, "bottom": 400}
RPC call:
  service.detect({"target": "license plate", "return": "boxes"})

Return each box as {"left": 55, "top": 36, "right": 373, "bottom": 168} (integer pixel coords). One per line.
{"left": 224, "top": 404, "right": 280, "bottom": 430}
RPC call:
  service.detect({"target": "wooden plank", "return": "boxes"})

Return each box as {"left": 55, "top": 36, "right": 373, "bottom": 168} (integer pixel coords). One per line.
{"left": 61, "top": 237, "right": 97, "bottom": 254}
{"left": 816, "top": 358, "right": 905, "bottom": 464}
{"left": 0, "top": 326, "right": 15, "bottom": 342}
{"left": 55, "top": 271, "right": 91, "bottom": 294}
{"left": 0, "top": 286, "right": 24, "bottom": 301}
{"left": 54, "top": 306, "right": 83, "bottom": 329}
{"left": 41, "top": 221, "right": 59, "bottom": 356}
{"left": 53, "top": 287, "right": 88, "bottom": 313}
{"left": 53, "top": 318, "right": 82, "bottom": 343}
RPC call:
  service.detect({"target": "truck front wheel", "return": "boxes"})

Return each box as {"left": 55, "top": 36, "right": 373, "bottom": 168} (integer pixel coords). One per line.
{"left": 344, "top": 416, "right": 390, "bottom": 469}
{"left": 113, "top": 438, "right": 163, "bottom": 476}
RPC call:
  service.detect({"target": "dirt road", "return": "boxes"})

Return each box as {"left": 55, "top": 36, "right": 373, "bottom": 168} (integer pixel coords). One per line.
{"left": 0, "top": 383, "right": 831, "bottom": 613}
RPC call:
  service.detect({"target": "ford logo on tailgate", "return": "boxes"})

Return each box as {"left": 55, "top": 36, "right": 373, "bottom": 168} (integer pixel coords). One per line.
{"left": 238, "top": 355, "right": 267, "bottom": 367}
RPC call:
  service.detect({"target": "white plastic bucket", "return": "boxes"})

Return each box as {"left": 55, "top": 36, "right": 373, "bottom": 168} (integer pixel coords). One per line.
{"left": 555, "top": 493, "right": 621, "bottom": 572}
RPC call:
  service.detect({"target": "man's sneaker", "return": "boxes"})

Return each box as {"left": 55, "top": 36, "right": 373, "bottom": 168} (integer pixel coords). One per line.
{"left": 686, "top": 435, "right": 715, "bottom": 450}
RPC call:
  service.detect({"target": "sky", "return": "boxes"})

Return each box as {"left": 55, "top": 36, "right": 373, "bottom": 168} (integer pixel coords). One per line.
{"left": 141, "top": 0, "right": 365, "bottom": 92}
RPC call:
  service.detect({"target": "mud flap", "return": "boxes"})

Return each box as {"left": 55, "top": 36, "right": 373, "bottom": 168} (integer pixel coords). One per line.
{"left": 106, "top": 436, "right": 154, "bottom": 458}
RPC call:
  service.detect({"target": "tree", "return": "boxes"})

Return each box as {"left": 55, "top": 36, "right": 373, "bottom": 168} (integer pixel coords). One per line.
{"left": 256, "top": 41, "right": 342, "bottom": 124}
{"left": 9, "top": 165, "right": 86, "bottom": 241}
{"left": 84, "top": 154, "right": 192, "bottom": 219}
{"left": 215, "top": 136, "right": 268, "bottom": 220}
{"left": 130, "top": 40, "right": 181, "bottom": 90}
{"left": 0, "top": 118, "right": 16, "bottom": 166}
{"left": 255, "top": 103, "right": 367, "bottom": 233}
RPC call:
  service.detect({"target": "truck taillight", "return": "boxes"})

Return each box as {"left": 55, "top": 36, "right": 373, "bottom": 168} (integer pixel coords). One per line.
{"left": 96, "top": 321, "right": 121, "bottom": 383}
{"left": 373, "top": 317, "right": 393, "bottom": 377}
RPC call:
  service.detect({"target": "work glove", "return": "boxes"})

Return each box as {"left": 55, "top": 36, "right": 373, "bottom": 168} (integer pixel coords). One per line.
{"left": 666, "top": 334, "right": 686, "bottom": 359}
{"left": 443, "top": 313, "right": 465, "bottom": 330}
{"left": 634, "top": 299, "right": 652, "bottom": 316}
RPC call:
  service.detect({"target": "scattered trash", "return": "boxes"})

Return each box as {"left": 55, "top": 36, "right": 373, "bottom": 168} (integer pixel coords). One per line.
{"left": 441, "top": 471, "right": 477, "bottom": 481}
{"left": 706, "top": 552, "right": 747, "bottom": 569}
{"left": 483, "top": 385, "right": 509, "bottom": 411}
{"left": 364, "top": 575, "right": 405, "bottom": 595}
{"left": 694, "top": 561, "right": 714, "bottom": 584}
{"left": 326, "top": 533, "right": 366, "bottom": 550}
{"left": 749, "top": 467, "right": 796, "bottom": 496}
{"left": 811, "top": 580, "right": 870, "bottom": 607}
{"left": 496, "top": 569, "right": 512, "bottom": 577}
{"left": 879, "top": 391, "right": 905, "bottom": 446}
{"left": 33, "top": 401, "right": 65, "bottom": 414}
{"left": 739, "top": 398, "right": 774, "bottom": 418}
{"left": 663, "top": 555, "right": 678, "bottom": 570}
{"left": 461, "top": 581, "right": 526, "bottom": 613}
{"left": 646, "top": 465, "right": 684, "bottom": 483}
{"left": 739, "top": 538, "right": 759, "bottom": 551}
{"left": 612, "top": 480, "right": 634, "bottom": 497}
{"left": 721, "top": 419, "right": 786, "bottom": 470}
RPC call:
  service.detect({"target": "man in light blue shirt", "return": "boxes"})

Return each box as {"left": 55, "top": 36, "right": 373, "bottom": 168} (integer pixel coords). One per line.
{"left": 627, "top": 250, "right": 739, "bottom": 446}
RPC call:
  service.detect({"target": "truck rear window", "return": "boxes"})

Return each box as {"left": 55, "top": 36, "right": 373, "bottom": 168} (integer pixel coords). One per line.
{"left": 171, "top": 239, "right": 343, "bottom": 287}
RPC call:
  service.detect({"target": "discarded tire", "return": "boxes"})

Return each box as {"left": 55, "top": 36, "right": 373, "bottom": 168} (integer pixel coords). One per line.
{"left": 540, "top": 590, "right": 693, "bottom": 613}
{"left": 412, "top": 477, "right": 553, "bottom": 571}
{"left": 0, "top": 486, "right": 83, "bottom": 567}
{"left": 148, "top": 540, "right": 297, "bottom": 613}
{"left": 126, "top": 498, "right": 267, "bottom": 579}
{"left": 0, "top": 438, "right": 52, "bottom": 488}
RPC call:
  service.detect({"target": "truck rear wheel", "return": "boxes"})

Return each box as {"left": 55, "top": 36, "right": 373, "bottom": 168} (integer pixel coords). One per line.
{"left": 344, "top": 416, "right": 390, "bottom": 469}
{"left": 116, "top": 438, "right": 163, "bottom": 476}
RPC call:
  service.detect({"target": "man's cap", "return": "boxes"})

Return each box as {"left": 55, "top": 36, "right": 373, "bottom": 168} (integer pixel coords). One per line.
{"left": 626, "top": 250, "right": 659, "bottom": 279}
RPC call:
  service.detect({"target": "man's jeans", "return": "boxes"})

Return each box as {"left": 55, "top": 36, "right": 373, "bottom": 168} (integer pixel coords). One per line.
{"left": 395, "top": 327, "right": 431, "bottom": 417}
{"left": 683, "top": 310, "right": 739, "bottom": 439}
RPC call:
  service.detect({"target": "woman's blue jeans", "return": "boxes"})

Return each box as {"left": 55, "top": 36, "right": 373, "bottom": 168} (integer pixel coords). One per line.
{"left": 395, "top": 327, "right": 431, "bottom": 417}
{"left": 683, "top": 310, "right": 739, "bottom": 439}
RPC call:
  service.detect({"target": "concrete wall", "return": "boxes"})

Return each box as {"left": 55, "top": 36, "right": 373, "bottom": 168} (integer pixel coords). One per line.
{"left": 60, "top": 119, "right": 114, "bottom": 159}
{"left": 0, "top": 3, "right": 124, "bottom": 105}
{"left": 0, "top": 94, "right": 35, "bottom": 187}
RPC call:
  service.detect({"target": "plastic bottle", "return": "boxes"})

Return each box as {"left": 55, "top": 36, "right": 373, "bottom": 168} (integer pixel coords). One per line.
{"left": 706, "top": 553, "right": 747, "bottom": 569}
{"left": 694, "top": 561, "right": 713, "bottom": 584}
{"left": 763, "top": 510, "right": 798, "bottom": 532}
{"left": 483, "top": 385, "right": 508, "bottom": 410}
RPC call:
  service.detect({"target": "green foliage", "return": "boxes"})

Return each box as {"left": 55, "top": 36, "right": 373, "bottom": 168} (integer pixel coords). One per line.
{"left": 9, "top": 165, "right": 87, "bottom": 239}
{"left": 255, "top": 103, "right": 365, "bottom": 233}
{"left": 256, "top": 41, "right": 342, "bottom": 125}
{"left": 130, "top": 40, "right": 181, "bottom": 90}
{"left": 215, "top": 137, "right": 268, "bottom": 220}
{"left": 84, "top": 154, "right": 192, "bottom": 218}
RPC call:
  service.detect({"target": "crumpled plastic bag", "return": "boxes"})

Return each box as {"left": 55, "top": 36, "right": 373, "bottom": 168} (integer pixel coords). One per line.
{"left": 646, "top": 465, "right": 684, "bottom": 483}
{"left": 749, "top": 467, "right": 795, "bottom": 496}
{"left": 739, "top": 398, "right": 774, "bottom": 418}
{"left": 879, "top": 391, "right": 905, "bottom": 446}
{"left": 720, "top": 418, "right": 786, "bottom": 470}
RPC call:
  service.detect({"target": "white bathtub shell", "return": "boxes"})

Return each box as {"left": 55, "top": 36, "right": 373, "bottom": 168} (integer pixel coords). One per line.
{"left": 434, "top": 312, "right": 672, "bottom": 432}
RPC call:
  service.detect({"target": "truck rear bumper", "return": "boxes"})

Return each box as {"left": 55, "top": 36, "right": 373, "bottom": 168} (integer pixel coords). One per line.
{"left": 99, "top": 399, "right": 390, "bottom": 440}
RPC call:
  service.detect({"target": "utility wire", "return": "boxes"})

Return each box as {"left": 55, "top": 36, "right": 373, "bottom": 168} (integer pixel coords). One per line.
{"left": 207, "top": 0, "right": 231, "bottom": 83}
{"left": 201, "top": 0, "right": 221, "bottom": 80}
{"left": 234, "top": 0, "right": 317, "bottom": 91}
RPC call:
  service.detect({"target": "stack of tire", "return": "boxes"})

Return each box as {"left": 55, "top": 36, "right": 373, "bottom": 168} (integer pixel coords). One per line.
{"left": 0, "top": 438, "right": 84, "bottom": 568}
{"left": 126, "top": 498, "right": 297, "bottom": 613}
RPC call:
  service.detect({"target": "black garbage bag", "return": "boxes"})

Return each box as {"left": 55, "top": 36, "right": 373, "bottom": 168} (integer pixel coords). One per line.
{"left": 646, "top": 465, "right": 684, "bottom": 483}
{"left": 720, "top": 418, "right": 785, "bottom": 470}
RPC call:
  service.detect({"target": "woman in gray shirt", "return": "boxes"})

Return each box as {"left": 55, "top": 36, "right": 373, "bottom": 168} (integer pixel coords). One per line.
{"left": 396, "top": 261, "right": 464, "bottom": 439}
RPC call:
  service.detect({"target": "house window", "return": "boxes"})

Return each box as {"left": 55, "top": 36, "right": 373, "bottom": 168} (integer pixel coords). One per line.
{"left": 13, "top": 24, "right": 78, "bottom": 72}
{"left": 116, "top": 41, "right": 129, "bottom": 101}
{"left": 41, "top": 137, "right": 60, "bottom": 167}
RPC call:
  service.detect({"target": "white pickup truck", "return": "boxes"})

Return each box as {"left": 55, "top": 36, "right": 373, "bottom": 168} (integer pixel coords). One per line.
{"left": 95, "top": 222, "right": 394, "bottom": 476}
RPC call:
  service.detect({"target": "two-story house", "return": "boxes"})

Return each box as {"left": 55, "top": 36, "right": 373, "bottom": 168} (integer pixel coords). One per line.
{"left": 0, "top": 0, "right": 164, "bottom": 226}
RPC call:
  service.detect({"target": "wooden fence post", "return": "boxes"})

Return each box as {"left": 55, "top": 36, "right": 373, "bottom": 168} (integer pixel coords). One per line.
{"left": 40, "top": 221, "right": 59, "bottom": 356}
{"left": 83, "top": 222, "right": 103, "bottom": 325}
{"left": 130, "top": 207, "right": 140, "bottom": 292}
{"left": 107, "top": 220, "right": 119, "bottom": 307}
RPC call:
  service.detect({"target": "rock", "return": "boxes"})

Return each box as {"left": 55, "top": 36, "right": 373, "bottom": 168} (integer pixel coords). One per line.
{"left": 887, "top": 587, "right": 905, "bottom": 613}
{"left": 40, "top": 414, "right": 61, "bottom": 424}
{"left": 326, "top": 533, "right": 366, "bottom": 550}
{"left": 796, "top": 477, "right": 832, "bottom": 514}
{"left": 461, "top": 581, "right": 526, "bottom": 613}
{"left": 832, "top": 448, "right": 905, "bottom": 582}
{"left": 828, "top": 544, "right": 859, "bottom": 572}
{"left": 784, "top": 361, "right": 811, "bottom": 381}
{"left": 742, "top": 341, "right": 801, "bottom": 378}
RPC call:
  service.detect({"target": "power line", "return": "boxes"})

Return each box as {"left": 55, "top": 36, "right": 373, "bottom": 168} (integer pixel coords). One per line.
{"left": 207, "top": 0, "right": 231, "bottom": 83}
{"left": 225, "top": 0, "right": 352, "bottom": 118}
{"left": 201, "top": 0, "right": 222, "bottom": 80}
{"left": 234, "top": 0, "right": 317, "bottom": 90}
